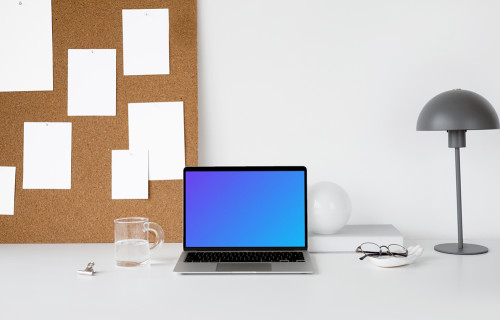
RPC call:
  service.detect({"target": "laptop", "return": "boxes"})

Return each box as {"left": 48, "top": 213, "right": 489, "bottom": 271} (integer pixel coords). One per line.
{"left": 174, "top": 166, "right": 314, "bottom": 274}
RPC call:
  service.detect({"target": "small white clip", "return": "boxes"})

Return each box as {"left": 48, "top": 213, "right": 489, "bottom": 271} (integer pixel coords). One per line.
{"left": 77, "top": 262, "right": 96, "bottom": 276}
{"left": 19, "top": 1, "right": 22, "bottom": 5}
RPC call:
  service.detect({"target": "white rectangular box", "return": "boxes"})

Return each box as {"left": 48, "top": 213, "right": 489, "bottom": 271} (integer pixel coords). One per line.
{"left": 308, "top": 224, "right": 404, "bottom": 253}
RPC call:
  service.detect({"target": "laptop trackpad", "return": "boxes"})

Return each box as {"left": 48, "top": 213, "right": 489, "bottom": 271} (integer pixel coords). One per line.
{"left": 216, "top": 263, "right": 272, "bottom": 272}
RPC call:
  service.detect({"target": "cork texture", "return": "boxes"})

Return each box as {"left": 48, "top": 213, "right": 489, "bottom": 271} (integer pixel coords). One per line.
{"left": 0, "top": 0, "right": 198, "bottom": 243}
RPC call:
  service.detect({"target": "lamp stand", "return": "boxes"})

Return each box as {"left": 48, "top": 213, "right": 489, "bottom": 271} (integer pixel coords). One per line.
{"left": 434, "top": 130, "right": 488, "bottom": 255}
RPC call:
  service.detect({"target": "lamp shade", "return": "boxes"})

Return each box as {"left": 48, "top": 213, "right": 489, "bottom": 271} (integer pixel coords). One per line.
{"left": 417, "top": 89, "right": 500, "bottom": 131}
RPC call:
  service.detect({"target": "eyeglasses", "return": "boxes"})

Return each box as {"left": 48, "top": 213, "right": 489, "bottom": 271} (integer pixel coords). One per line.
{"left": 355, "top": 242, "right": 408, "bottom": 260}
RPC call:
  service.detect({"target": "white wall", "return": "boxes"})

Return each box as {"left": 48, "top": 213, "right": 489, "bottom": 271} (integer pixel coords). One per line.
{"left": 198, "top": 0, "right": 500, "bottom": 240}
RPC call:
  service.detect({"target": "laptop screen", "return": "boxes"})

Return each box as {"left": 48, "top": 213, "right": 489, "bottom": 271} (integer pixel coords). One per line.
{"left": 184, "top": 167, "right": 307, "bottom": 249}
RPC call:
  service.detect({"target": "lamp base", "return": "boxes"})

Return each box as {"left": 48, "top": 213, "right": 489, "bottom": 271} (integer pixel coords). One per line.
{"left": 434, "top": 243, "right": 488, "bottom": 255}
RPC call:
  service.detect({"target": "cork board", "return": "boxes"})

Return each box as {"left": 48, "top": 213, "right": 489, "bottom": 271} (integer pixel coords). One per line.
{"left": 0, "top": 0, "right": 197, "bottom": 243}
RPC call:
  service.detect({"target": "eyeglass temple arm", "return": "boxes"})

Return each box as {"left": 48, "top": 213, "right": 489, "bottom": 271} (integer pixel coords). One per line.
{"left": 358, "top": 252, "right": 382, "bottom": 260}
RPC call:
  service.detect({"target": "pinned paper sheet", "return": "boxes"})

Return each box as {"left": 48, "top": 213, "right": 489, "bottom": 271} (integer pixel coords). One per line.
{"left": 68, "top": 49, "right": 116, "bottom": 116}
{"left": 112, "top": 150, "right": 149, "bottom": 199}
{"left": 0, "top": 0, "right": 53, "bottom": 92}
{"left": 0, "top": 167, "right": 16, "bottom": 215}
{"left": 122, "top": 9, "right": 170, "bottom": 75}
{"left": 128, "top": 102, "right": 185, "bottom": 180}
{"left": 23, "top": 123, "right": 72, "bottom": 189}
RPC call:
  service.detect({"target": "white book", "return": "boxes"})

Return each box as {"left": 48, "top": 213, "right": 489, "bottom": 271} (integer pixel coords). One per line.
{"left": 308, "top": 224, "right": 404, "bottom": 253}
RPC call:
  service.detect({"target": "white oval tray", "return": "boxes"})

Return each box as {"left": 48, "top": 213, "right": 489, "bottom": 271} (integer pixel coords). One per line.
{"left": 367, "top": 245, "right": 424, "bottom": 268}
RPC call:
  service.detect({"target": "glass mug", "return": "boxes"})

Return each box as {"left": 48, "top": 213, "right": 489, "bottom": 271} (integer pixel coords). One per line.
{"left": 114, "top": 217, "right": 164, "bottom": 267}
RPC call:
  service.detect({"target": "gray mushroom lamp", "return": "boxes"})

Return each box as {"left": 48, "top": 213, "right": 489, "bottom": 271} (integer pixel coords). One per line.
{"left": 417, "top": 89, "right": 500, "bottom": 255}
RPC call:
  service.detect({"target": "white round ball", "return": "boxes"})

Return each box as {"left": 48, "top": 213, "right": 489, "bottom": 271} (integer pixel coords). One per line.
{"left": 308, "top": 182, "right": 351, "bottom": 234}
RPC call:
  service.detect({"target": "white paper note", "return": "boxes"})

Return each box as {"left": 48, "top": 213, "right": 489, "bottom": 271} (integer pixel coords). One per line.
{"left": 0, "top": 167, "right": 16, "bottom": 215}
{"left": 0, "top": 0, "right": 53, "bottom": 92}
{"left": 23, "top": 123, "right": 72, "bottom": 189}
{"left": 128, "top": 102, "right": 185, "bottom": 180}
{"left": 68, "top": 49, "right": 116, "bottom": 116}
{"left": 122, "top": 9, "right": 170, "bottom": 75}
{"left": 112, "top": 150, "right": 149, "bottom": 199}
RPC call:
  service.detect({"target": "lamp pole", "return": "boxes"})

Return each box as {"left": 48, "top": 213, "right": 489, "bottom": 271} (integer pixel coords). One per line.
{"left": 433, "top": 129, "right": 488, "bottom": 254}
{"left": 448, "top": 130, "right": 465, "bottom": 249}
{"left": 454, "top": 147, "right": 464, "bottom": 249}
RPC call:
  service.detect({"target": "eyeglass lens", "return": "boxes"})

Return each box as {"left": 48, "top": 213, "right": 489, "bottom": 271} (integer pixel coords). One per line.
{"left": 359, "top": 243, "right": 381, "bottom": 254}
{"left": 387, "top": 244, "right": 406, "bottom": 255}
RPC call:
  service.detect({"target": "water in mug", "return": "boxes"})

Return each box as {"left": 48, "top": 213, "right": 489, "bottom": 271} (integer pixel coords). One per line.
{"left": 115, "top": 239, "right": 150, "bottom": 265}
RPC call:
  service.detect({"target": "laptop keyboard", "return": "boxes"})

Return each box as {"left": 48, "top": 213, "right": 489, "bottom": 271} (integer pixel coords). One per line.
{"left": 185, "top": 251, "right": 305, "bottom": 263}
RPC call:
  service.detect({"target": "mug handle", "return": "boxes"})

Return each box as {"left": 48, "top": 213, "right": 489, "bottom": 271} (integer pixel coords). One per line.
{"left": 144, "top": 222, "right": 164, "bottom": 251}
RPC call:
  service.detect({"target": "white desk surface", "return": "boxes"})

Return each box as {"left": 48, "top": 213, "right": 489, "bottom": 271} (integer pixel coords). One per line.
{"left": 0, "top": 240, "right": 498, "bottom": 320}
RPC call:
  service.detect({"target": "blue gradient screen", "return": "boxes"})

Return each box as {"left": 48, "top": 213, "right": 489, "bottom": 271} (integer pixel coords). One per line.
{"left": 185, "top": 170, "right": 306, "bottom": 248}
